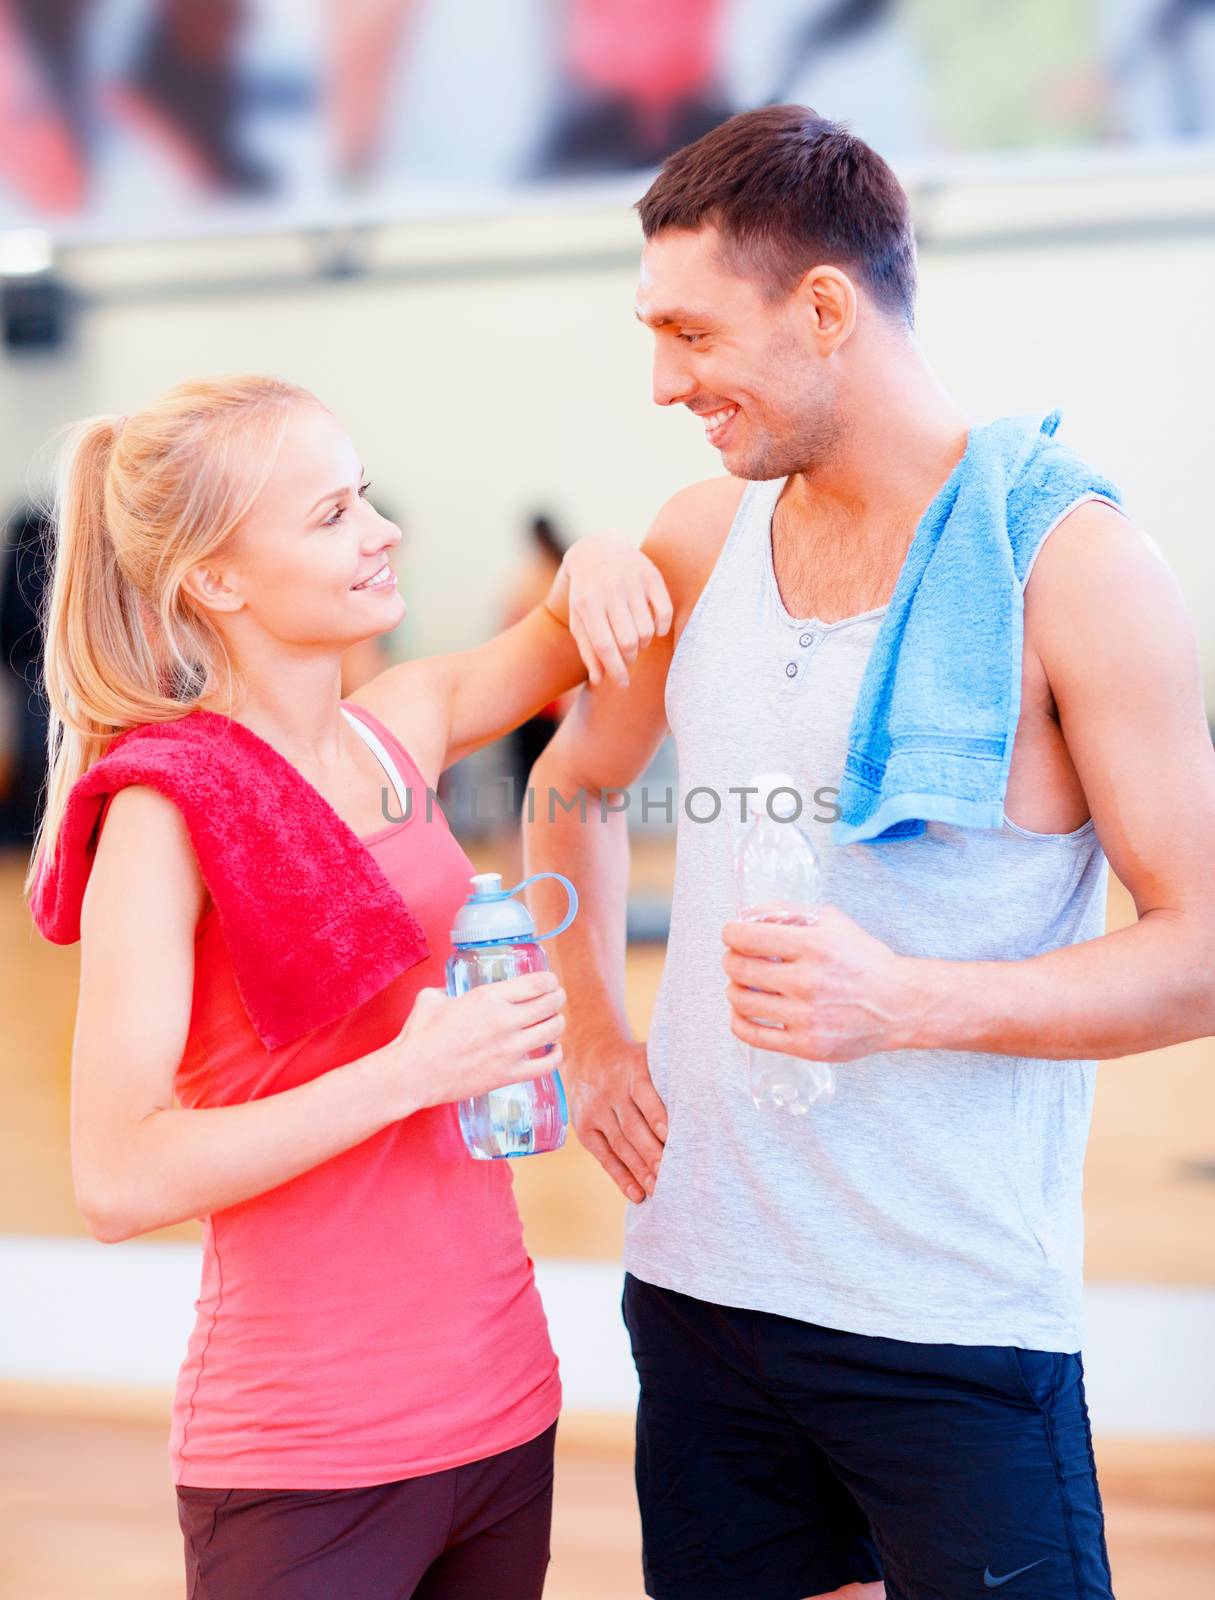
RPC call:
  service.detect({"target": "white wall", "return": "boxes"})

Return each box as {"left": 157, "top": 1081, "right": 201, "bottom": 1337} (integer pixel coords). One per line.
{"left": 5, "top": 1236, "right": 1215, "bottom": 1435}
{"left": 3, "top": 158, "right": 1212, "bottom": 700}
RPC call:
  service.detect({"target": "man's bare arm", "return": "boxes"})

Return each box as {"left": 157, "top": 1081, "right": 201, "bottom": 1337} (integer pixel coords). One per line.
{"left": 724, "top": 502, "right": 1215, "bottom": 1062}
{"left": 525, "top": 478, "right": 741, "bottom": 1200}
{"left": 525, "top": 658, "right": 669, "bottom": 1201}
{"left": 909, "top": 501, "right": 1215, "bottom": 1056}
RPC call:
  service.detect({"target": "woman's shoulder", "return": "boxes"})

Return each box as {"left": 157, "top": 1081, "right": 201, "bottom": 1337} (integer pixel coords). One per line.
{"left": 97, "top": 781, "right": 190, "bottom": 838}
{"left": 88, "top": 785, "right": 210, "bottom": 932}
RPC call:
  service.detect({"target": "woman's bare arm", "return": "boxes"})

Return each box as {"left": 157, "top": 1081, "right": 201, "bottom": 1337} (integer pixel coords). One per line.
{"left": 350, "top": 534, "right": 673, "bottom": 779}
{"left": 71, "top": 786, "right": 564, "bottom": 1241}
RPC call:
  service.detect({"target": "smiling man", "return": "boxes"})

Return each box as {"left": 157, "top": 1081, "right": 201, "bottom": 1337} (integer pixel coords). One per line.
{"left": 524, "top": 106, "right": 1215, "bottom": 1600}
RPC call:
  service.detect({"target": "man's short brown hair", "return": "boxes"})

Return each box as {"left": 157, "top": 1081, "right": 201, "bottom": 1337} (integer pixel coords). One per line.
{"left": 637, "top": 105, "right": 917, "bottom": 326}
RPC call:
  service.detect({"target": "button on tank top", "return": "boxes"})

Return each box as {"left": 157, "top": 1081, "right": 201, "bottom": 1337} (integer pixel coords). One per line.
{"left": 168, "top": 702, "right": 560, "bottom": 1488}
{"left": 624, "top": 479, "right": 1108, "bottom": 1351}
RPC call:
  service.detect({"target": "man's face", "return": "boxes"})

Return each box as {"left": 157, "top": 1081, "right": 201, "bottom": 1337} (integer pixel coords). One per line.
{"left": 636, "top": 225, "right": 842, "bottom": 480}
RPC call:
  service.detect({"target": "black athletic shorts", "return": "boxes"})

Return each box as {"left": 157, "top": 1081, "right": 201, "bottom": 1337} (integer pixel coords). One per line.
{"left": 622, "top": 1274, "right": 1114, "bottom": 1600}
{"left": 175, "top": 1421, "right": 556, "bottom": 1600}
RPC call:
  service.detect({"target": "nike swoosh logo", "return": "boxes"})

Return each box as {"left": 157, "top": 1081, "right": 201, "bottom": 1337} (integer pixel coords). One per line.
{"left": 984, "top": 1559, "right": 1048, "bottom": 1588}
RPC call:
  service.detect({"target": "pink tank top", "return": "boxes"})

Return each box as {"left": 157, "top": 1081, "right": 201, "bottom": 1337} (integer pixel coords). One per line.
{"left": 168, "top": 703, "right": 560, "bottom": 1488}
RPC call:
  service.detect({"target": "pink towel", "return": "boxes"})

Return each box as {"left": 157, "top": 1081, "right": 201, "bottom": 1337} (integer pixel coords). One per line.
{"left": 30, "top": 709, "right": 430, "bottom": 1050}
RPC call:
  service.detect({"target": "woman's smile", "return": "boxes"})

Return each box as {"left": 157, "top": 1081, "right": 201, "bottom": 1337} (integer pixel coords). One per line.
{"left": 351, "top": 562, "right": 397, "bottom": 592}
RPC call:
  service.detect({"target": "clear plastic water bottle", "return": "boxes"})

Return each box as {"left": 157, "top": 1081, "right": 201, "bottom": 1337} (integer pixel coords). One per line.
{"left": 446, "top": 871, "right": 578, "bottom": 1159}
{"left": 735, "top": 773, "right": 835, "bottom": 1114}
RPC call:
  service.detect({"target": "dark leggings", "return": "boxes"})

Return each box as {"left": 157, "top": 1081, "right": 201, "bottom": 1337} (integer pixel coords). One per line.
{"left": 176, "top": 1422, "right": 556, "bottom": 1600}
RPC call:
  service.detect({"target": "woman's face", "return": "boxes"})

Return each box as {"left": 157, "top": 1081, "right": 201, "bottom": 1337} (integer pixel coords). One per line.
{"left": 200, "top": 403, "right": 406, "bottom": 650}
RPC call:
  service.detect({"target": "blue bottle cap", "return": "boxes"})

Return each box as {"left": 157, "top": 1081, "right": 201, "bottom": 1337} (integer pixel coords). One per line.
{"left": 450, "top": 873, "right": 537, "bottom": 947}
{"left": 450, "top": 871, "right": 579, "bottom": 948}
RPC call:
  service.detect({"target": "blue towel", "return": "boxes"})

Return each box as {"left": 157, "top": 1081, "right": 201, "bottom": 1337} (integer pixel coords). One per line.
{"left": 832, "top": 410, "right": 1121, "bottom": 846}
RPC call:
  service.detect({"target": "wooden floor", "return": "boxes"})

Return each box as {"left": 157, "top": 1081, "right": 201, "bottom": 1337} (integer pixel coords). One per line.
{"left": 0, "top": 1407, "right": 1211, "bottom": 1600}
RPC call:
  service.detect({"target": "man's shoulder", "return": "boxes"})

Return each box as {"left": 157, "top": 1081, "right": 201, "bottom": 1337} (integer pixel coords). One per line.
{"left": 1008, "top": 431, "right": 1122, "bottom": 578}
{"left": 642, "top": 476, "right": 748, "bottom": 624}
{"left": 1024, "top": 496, "right": 1146, "bottom": 601}
{"left": 1023, "top": 497, "right": 1188, "bottom": 694}
{"left": 645, "top": 474, "right": 747, "bottom": 551}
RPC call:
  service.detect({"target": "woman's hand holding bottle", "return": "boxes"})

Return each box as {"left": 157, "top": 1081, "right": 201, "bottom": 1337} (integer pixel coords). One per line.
{"left": 378, "top": 972, "right": 566, "bottom": 1118}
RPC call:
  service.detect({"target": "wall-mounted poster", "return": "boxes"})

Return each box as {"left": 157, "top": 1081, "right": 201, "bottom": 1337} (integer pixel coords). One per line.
{"left": 1, "top": 0, "right": 1212, "bottom": 241}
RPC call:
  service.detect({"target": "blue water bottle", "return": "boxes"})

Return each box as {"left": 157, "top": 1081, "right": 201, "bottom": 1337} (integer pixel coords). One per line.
{"left": 446, "top": 871, "right": 578, "bottom": 1160}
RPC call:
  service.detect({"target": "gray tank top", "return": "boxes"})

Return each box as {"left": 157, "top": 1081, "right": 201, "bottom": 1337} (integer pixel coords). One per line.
{"left": 624, "top": 478, "right": 1108, "bottom": 1351}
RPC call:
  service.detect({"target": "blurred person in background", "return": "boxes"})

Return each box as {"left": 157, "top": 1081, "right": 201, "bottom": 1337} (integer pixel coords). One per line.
{"left": 0, "top": 502, "right": 52, "bottom": 848}
{"left": 527, "top": 106, "right": 1215, "bottom": 1600}
{"left": 26, "top": 375, "right": 671, "bottom": 1599}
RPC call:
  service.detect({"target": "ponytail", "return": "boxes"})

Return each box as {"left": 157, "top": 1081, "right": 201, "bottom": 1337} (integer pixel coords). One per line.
{"left": 24, "top": 375, "right": 315, "bottom": 901}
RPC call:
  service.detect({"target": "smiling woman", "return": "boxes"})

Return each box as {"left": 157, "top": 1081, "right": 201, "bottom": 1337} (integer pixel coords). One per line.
{"left": 176, "top": 401, "right": 412, "bottom": 705}
{"left": 24, "top": 373, "right": 672, "bottom": 1600}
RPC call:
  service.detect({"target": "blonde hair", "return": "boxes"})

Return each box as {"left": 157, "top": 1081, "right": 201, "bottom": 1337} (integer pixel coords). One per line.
{"left": 25, "top": 374, "right": 318, "bottom": 900}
